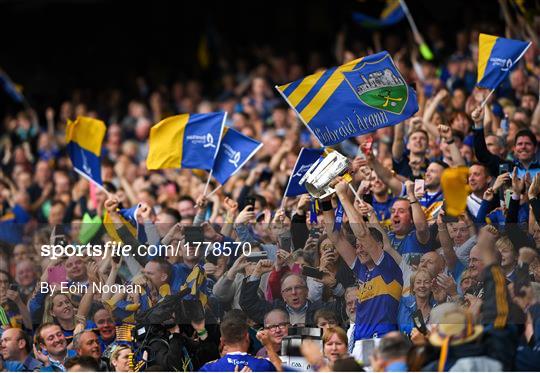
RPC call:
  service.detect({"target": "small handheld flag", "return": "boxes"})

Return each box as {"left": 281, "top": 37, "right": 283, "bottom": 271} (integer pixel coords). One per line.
{"left": 477, "top": 33, "right": 531, "bottom": 91}
{"left": 211, "top": 128, "right": 263, "bottom": 185}
{"left": 276, "top": 51, "right": 418, "bottom": 146}
{"left": 66, "top": 116, "right": 106, "bottom": 188}
{"left": 284, "top": 148, "right": 325, "bottom": 197}
{"left": 147, "top": 112, "right": 225, "bottom": 171}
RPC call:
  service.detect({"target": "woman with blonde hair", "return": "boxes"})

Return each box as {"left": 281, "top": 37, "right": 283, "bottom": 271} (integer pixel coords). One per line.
{"left": 397, "top": 268, "right": 437, "bottom": 335}
{"left": 42, "top": 292, "right": 78, "bottom": 343}
{"left": 110, "top": 345, "right": 133, "bottom": 372}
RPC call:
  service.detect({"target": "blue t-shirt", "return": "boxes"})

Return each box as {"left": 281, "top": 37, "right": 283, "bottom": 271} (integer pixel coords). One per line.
{"left": 372, "top": 196, "right": 396, "bottom": 224}
{"left": 352, "top": 252, "right": 403, "bottom": 341}
{"left": 388, "top": 229, "right": 431, "bottom": 272}
{"left": 199, "top": 353, "right": 276, "bottom": 372}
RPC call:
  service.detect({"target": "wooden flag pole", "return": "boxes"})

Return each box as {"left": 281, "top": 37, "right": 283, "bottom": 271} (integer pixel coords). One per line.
{"left": 480, "top": 89, "right": 495, "bottom": 108}
{"left": 206, "top": 184, "right": 223, "bottom": 198}
{"left": 202, "top": 169, "right": 213, "bottom": 197}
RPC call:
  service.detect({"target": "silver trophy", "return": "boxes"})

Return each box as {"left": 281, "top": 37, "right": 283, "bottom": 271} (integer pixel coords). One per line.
{"left": 299, "top": 151, "right": 350, "bottom": 199}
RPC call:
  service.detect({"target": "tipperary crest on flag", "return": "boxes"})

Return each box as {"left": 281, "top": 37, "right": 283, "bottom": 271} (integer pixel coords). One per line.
{"left": 342, "top": 54, "right": 408, "bottom": 115}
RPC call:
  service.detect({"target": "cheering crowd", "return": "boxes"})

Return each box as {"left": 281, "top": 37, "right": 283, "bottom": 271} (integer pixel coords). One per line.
{"left": 2, "top": 5, "right": 540, "bottom": 372}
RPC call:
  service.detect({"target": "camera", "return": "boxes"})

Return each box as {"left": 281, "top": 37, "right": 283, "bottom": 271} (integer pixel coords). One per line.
{"left": 280, "top": 327, "right": 322, "bottom": 371}
{"left": 132, "top": 290, "right": 205, "bottom": 369}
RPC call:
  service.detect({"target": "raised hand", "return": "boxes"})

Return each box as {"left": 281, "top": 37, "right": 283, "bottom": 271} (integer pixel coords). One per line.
{"left": 196, "top": 195, "right": 208, "bottom": 210}
{"left": 493, "top": 172, "right": 511, "bottom": 191}
{"left": 483, "top": 187, "right": 495, "bottom": 202}
{"left": 104, "top": 198, "right": 119, "bottom": 214}
{"left": 253, "top": 259, "right": 274, "bottom": 277}
{"left": 511, "top": 167, "right": 526, "bottom": 195}
{"left": 223, "top": 197, "right": 239, "bottom": 214}
{"left": 528, "top": 174, "right": 540, "bottom": 199}
{"left": 235, "top": 205, "right": 255, "bottom": 225}
{"left": 438, "top": 125, "right": 453, "bottom": 142}
{"left": 471, "top": 106, "right": 484, "bottom": 124}
{"left": 334, "top": 178, "right": 349, "bottom": 196}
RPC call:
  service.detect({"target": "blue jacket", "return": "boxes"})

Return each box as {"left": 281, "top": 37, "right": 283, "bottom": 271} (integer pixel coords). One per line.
{"left": 397, "top": 295, "right": 436, "bottom": 335}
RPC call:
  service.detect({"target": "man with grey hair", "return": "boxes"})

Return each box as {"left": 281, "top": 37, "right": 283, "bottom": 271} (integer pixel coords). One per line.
{"left": 257, "top": 308, "right": 290, "bottom": 358}
{"left": 240, "top": 266, "right": 343, "bottom": 326}
{"left": 344, "top": 286, "right": 358, "bottom": 353}
{"left": 73, "top": 330, "right": 107, "bottom": 371}
{"left": 370, "top": 331, "right": 411, "bottom": 372}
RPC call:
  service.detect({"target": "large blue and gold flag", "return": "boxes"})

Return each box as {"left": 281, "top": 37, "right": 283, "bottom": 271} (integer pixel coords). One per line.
{"left": 276, "top": 51, "right": 418, "bottom": 146}
{"left": 212, "top": 128, "right": 263, "bottom": 185}
{"left": 146, "top": 112, "right": 225, "bottom": 170}
{"left": 66, "top": 116, "right": 106, "bottom": 187}
{"left": 477, "top": 33, "right": 531, "bottom": 90}
{"left": 284, "top": 148, "right": 325, "bottom": 197}
{"left": 352, "top": 0, "right": 405, "bottom": 28}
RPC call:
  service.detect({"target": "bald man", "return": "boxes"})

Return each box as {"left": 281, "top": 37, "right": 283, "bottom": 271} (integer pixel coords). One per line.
{"left": 1, "top": 328, "right": 42, "bottom": 371}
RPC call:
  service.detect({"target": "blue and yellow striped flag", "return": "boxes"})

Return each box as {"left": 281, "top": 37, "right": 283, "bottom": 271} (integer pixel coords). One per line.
{"left": 180, "top": 264, "right": 208, "bottom": 306}
{"left": 66, "top": 116, "right": 106, "bottom": 187}
{"left": 276, "top": 51, "right": 418, "bottom": 146}
{"left": 477, "top": 33, "right": 531, "bottom": 90}
{"left": 352, "top": 0, "right": 405, "bottom": 28}
{"left": 146, "top": 112, "right": 225, "bottom": 170}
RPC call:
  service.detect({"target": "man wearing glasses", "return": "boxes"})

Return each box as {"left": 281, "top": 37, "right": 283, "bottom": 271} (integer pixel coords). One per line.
{"left": 256, "top": 309, "right": 290, "bottom": 358}
{"left": 240, "top": 265, "right": 343, "bottom": 327}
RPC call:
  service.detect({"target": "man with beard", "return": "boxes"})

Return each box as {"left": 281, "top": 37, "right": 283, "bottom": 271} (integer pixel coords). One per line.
{"left": 416, "top": 161, "right": 447, "bottom": 220}
{"left": 73, "top": 330, "right": 107, "bottom": 371}
{"left": 35, "top": 323, "right": 76, "bottom": 372}
{"left": 256, "top": 309, "right": 289, "bottom": 358}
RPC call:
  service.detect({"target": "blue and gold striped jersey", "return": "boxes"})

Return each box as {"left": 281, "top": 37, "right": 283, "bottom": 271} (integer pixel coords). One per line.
{"left": 352, "top": 252, "right": 402, "bottom": 341}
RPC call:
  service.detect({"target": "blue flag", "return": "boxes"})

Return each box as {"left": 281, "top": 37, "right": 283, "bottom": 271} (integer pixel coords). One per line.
{"left": 276, "top": 51, "right": 418, "bottom": 146}
{"left": 477, "top": 33, "right": 531, "bottom": 90}
{"left": 147, "top": 112, "right": 225, "bottom": 171}
{"left": 352, "top": 0, "right": 405, "bottom": 28}
{"left": 212, "top": 128, "right": 263, "bottom": 185}
{"left": 66, "top": 116, "right": 106, "bottom": 188}
{"left": 284, "top": 148, "right": 325, "bottom": 197}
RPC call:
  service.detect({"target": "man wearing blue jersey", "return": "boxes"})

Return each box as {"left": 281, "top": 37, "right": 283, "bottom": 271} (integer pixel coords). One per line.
{"left": 324, "top": 180, "right": 403, "bottom": 365}
{"left": 199, "top": 311, "right": 276, "bottom": 372}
